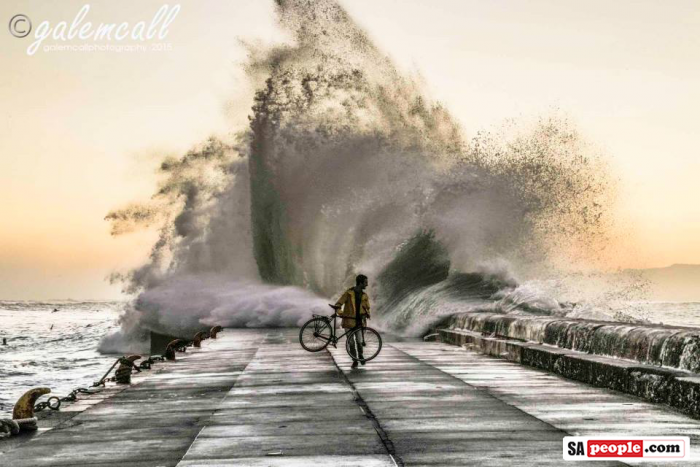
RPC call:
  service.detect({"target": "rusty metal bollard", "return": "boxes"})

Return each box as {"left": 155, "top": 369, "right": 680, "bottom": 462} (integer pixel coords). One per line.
{"left": 210, "top": 325, "right": 223, "bottom": 339}
{"left": 165, "top": 339, "right": 182, "bottom": 361}
{"left": 193, "top": 331, "right": 206, "bottom": 348}
{"left": 115, "top": 355, "right": 141, "bottom": 384}
{"left": 12, "top": 387, "right": 50, "bottom": 432}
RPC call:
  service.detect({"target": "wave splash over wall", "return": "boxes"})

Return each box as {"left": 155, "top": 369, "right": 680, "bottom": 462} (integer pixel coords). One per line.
{"left": 101, "top": 0, "right": 620, "bottom": 352}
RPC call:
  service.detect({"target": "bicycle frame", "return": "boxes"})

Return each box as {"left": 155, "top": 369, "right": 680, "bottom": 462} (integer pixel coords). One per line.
{"left": 312, "top": 313, "right": 366, "bottom": 347}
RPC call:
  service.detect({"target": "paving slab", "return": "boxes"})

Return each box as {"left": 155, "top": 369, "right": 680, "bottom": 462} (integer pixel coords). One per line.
{"left": 178, "top": 455, "right": 395, "bottom": 466}
{"left": 4, "top": 328, "right": 700, "bottom": 466}
{"left": 178, "top": 331, "right": 393, "bottom": 464}
{"left": 328, "top": 343, "right": 594, "bottom": 466}
{"left": 395, "top": 340, "right": 700, "bottom": 465}
{"left": 0, "top": 330, "right": 266, "bottom": 467}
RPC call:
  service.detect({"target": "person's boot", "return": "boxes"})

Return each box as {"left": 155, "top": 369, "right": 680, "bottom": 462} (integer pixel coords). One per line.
{"left": 360, "top": 358, "right": 366, "bottom": 366}
{"left": 351, "top": 360, "right": 358, "bottom": 368}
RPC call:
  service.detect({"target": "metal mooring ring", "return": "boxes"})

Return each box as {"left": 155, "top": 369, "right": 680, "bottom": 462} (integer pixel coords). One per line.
{"left": 47, "top": 396, "right": 61, "bottom": 410}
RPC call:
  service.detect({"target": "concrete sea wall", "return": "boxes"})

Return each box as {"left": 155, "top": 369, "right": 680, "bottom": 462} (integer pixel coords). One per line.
{"left": 442, "top": 312, "right": 700, "bottom": 372}
{"left": 437, "top": 313, "right": 700, "bottom": 419}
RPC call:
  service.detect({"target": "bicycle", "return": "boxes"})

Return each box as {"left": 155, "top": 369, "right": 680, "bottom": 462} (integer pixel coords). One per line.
{"left": 299, "top": 304, "right": 382, "bottom": 363}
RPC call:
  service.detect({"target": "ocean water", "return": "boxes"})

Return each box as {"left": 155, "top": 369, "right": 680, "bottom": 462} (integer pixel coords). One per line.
{"left": 0, "top": 301, "right": 123, "bottom": 417}
{"left": 621, "top": 301, "right": 700, "bottom": 328}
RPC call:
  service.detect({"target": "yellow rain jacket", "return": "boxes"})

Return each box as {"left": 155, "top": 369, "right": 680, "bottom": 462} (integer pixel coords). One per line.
{"left": 335, "top": 287, "right": 371, "bottom": 329}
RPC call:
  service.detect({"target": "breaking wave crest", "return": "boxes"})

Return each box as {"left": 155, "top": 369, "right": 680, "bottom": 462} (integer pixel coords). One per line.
{"left": 101, "top": 0, "right": 628, "bottom": 351}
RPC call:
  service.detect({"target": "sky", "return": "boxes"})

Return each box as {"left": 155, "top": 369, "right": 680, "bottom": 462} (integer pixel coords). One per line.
{"left": 0, "top": 0, "right": 698, "bottom": 299}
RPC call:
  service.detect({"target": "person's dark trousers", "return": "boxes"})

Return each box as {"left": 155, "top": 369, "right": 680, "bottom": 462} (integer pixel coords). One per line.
{"left": 350, "top": 326, "right": 364, "bottom": 361}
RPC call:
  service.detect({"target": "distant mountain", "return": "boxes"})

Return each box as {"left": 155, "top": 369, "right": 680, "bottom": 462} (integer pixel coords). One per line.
{"left": 626, "top": 264, "right": 700, "bottom": 302}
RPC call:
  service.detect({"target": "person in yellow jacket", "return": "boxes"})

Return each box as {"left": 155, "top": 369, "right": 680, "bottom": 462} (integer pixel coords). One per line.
{"left": 332, "top": 274, "right": 370, "bottom": 368}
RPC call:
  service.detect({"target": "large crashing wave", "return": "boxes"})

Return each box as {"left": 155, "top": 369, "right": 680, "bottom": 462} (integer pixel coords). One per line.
{"left": 101, "top": 0, "right": 619, "bottom": 351}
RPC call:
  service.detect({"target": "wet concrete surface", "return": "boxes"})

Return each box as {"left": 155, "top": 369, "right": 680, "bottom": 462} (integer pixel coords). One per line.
{"left": 1, "top": 329, "right": 699, "bottom": 466}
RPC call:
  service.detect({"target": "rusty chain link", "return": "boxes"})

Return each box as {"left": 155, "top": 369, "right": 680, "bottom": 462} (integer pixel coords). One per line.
{"left": 33, "top": 354, "right": 166, "bottom": 412}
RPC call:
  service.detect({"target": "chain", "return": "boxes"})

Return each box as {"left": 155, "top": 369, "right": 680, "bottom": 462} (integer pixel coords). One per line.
{"left": 33, "top": 387, "right": 95, "bottom": 412}
{"left": 139, "top": 355, "right": 165, "bottom": 370}
{"left": 33, "top": 354, "right": 166, "bottom": 412}
{"left": 118, "top": 357, "right": 142, "bottom": 373}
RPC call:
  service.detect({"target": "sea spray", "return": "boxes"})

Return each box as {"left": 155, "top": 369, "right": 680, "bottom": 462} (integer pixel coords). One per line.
{"left": 102, "top": 0, "right": 623, "bottom": 350}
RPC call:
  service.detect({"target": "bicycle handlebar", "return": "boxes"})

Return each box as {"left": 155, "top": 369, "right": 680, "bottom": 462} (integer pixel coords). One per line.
{"left": 325, "top": 305, "right": 369, "bottom": 320}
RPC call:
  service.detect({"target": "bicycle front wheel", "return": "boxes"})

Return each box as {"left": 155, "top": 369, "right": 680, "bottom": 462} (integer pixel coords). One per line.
{"left": 345, "top": 327, "right": 382, "bottom": 362}
{"left": 299, "top": 317, "right": 332, "bottom": 352}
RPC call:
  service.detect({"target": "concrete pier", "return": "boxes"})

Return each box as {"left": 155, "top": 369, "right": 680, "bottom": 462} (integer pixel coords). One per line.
{"left": 1, "top": 329, "right": 700, "bottom": 466}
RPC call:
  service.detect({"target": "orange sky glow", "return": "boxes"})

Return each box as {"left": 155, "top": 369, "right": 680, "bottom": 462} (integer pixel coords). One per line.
{"left": 1, "top": 0, "right": 698, "bottom": 299}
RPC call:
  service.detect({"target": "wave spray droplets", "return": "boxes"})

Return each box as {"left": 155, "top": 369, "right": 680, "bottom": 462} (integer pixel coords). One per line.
{"left": 102, "top": 0, "right": 617, "bottom": 351}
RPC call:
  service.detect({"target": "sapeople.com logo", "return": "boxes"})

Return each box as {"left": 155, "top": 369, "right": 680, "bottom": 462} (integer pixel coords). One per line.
{"left": 563, "top": 437, "right": 690, "bottom": 461}
{"left": 8, "top": 4, "right": 180, "bottom": 55}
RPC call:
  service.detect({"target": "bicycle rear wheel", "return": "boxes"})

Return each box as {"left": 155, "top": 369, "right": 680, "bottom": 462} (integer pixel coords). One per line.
{"left": 299, "top": 317, "right": 332, "bottom": 352}
{"left": 345, "top": 327, "right": 382, "bottom": 362}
